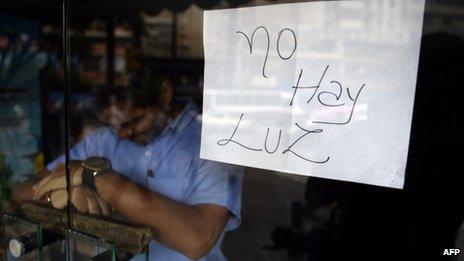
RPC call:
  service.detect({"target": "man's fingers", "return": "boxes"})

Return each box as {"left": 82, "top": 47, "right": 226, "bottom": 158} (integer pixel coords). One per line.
{"left": 94, "top": 193, "right": 111, "bottom": 216}
{"left": 56, "top": 162, "right": 65, "bottom": 168}
{"left": 34, "top": 178, "right": 62, "bottom": 200}
{"left": 33, "top": 177, "right": 53, "bottom": 200}
{"left": 32, "top": 174, "right": 54, "bottom": 198}
{"left": 44, "top": 185, "right": 112, "bottom": 218}
{"left": 32, "top": 165, "right": 63, "bottom": 199}
{"left": 50, "top": 189, "right": 68, "bottom": 209}
{"left": 33, "top": 162, "right": 83, "bottom": 201}
{"left": 85, "top": 190, "right": 102, "bottom": 215}
{"left": 71, "top": 187, "right": 88, "bottom": 213}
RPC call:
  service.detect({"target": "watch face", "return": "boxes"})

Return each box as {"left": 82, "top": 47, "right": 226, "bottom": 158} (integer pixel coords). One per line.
{"left": 84, "top": 156, "right": 111, "bottom": 171}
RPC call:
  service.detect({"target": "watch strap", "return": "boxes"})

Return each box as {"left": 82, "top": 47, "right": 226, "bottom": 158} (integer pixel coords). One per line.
{"left": 81, "top": 168, "right": 97, "bottom": 191}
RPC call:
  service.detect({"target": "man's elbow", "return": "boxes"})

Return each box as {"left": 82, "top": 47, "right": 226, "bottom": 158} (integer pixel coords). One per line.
{"left": 182, "top": 230, "right": 219, "bottom": 260}
{"left": 184, "top": 247, "right": 209, "bottom": 260}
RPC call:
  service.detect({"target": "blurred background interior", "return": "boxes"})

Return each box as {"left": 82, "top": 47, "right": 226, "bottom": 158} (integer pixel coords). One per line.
{"left": 1, "top": 0, "right": 464, "bottom": 260}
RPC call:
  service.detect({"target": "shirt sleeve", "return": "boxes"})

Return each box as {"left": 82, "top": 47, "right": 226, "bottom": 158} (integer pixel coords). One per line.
{"left": 46, "top": 127, "right": 109, "bottom": 170}
{"left": 185, "top": 156, "right": 244, "bottom": 231}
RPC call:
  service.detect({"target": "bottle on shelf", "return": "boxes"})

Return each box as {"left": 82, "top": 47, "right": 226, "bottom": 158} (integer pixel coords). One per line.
{"left": 8, "top": 230, "right": 62, "bottom": 258}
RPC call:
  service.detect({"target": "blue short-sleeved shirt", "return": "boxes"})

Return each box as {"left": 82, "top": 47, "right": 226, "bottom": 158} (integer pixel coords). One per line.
{"left": 47, "top": 101, "right": 244, "bottom": 261}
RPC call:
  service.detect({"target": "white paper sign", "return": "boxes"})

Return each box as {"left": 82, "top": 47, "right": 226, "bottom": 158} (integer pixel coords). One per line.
{"left": 200, "top": 0, "right": 425, "bottom": 189}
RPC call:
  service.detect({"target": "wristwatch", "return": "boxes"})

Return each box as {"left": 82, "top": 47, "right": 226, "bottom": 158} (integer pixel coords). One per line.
{"left": 81, "top": 156, "right": 112, "bottom": 191}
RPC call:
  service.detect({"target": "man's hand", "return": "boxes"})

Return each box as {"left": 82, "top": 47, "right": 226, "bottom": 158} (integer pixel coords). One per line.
{"left": 32, "top": 161, "right": 83, "bottom": 200}
{"left": 49, "top": 187, "right": 113, "bottom": 216}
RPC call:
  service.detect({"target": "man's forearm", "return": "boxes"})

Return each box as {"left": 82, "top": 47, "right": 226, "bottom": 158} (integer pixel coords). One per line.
{"left": 94, "top": 171, "right": 229, "bottom": 259}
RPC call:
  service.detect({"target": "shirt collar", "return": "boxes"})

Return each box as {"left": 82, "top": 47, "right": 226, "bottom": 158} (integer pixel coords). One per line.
{"left": 165, "top": 100, "right": 198, "bottom": 134}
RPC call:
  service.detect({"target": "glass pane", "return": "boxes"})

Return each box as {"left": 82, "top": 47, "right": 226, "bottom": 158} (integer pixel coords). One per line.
{"left": 0, "top": 1, "right": 72, "bottom": 260}
{"left": 41, "top": 235, "right": 67, "bottom": 261}
{"left": 65, "top": 229, "right": 115, "bottom": 261}
{"left": 0, "top": 7, "right": 60, "bottom": 205}
{"left": 0, "top": 1, "right": 66, "bottom": 259}
{"left": 52, "top": 1, "right": 464, "bottom": 261}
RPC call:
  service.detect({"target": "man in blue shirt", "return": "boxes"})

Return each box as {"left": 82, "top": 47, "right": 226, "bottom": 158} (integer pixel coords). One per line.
{"left": 14, "top": 83, "right": 243, "bottom": 260}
